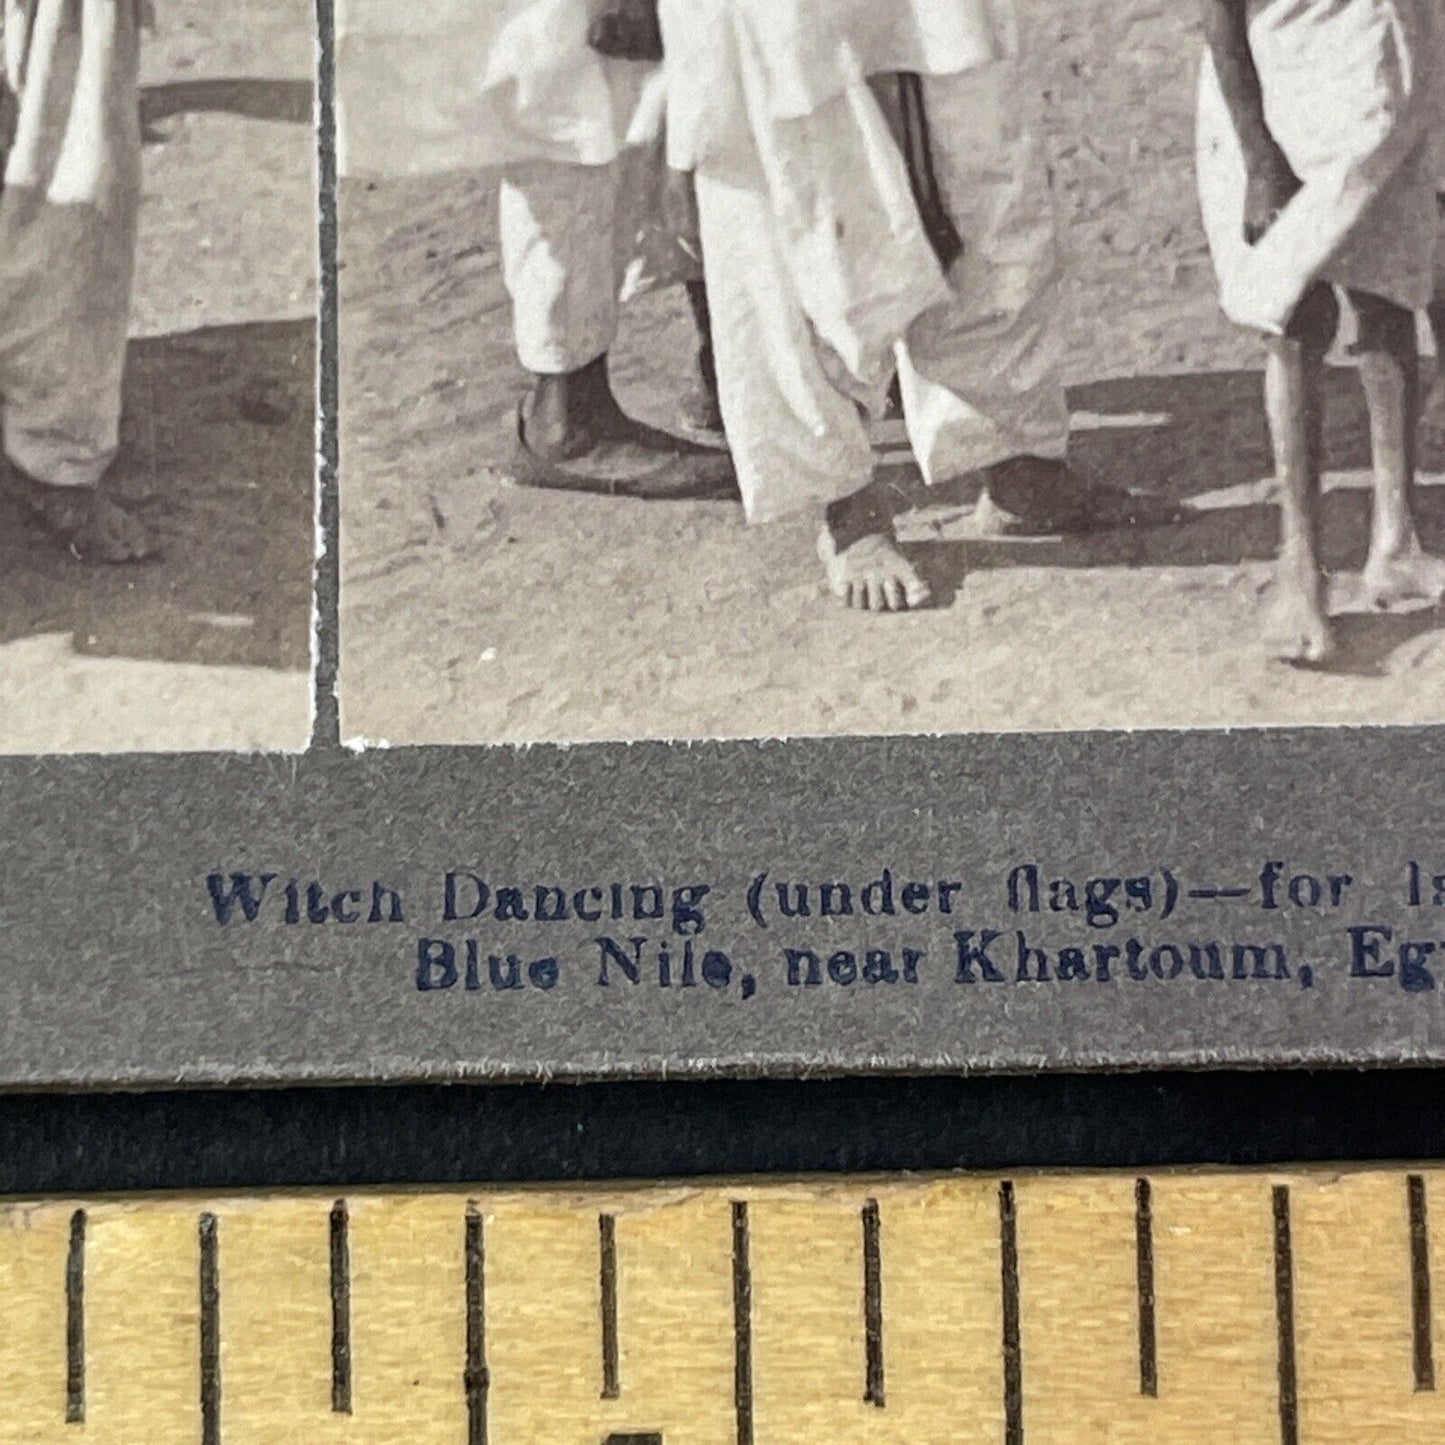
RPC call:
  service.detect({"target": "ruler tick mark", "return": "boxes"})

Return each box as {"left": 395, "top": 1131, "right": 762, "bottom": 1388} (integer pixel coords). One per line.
{"left": 1000, "top": 1181, "right": 1024, "bottom": 1445}
{"left": 199, "top": 1212, "right": 222, "bottom": 1445}
{"left": 466, "top": 1202, "right": 490, "bottom": 1445}
{"left": 732, "top": 1201, "right": 754, "bottom": 1445}
{"left": 1409, "top": 1175, "right": 1435, "bottom": 1391}
{"left": 861, "top": 1199, "right": 886, "bottom": 1407}
{"left": 1135, "top": 1178, "right": 1159, "bottom": 1397}
{"left": 600, "top": 1213, "right": 621, "bottom": 1400}
{"left": 330, "top": 1199, "right": 353, "bottom": 1414}
{"left": 1272, "top": 1186, "right": 1298, "bottom": 1445}
{"left": 64, "top": 1208, "right": 85, "bottom": 1424}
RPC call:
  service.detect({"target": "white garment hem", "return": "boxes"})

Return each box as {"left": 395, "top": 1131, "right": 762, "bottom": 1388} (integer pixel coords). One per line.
{"left": 913, "top": 434, "right": 1069, "bottom": 490}
{"left": 739, "top": 434, "right": 1071, "bottom": 526}
{"left": 5, "top": 437, "right": 113, "bottom": 488}
{"left": 515, "top": 341, "right": 613, "bottom": 376}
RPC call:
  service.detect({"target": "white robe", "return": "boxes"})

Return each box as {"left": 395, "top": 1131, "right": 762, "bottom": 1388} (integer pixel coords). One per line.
{"left": 336, "top": 0, "right": 693, "bottom": 374}
{"left": 664, "top": 0, "right": 1014, "bottom": 173}
{"left": 0, "top": 0, "right": 141, "bottom": 488}
{"left": 336, "top": 0, "right": 657, "bottom": 178}
{"left": 1197, "top": 0, "right": 1441, "bottom": 333}
{"left": 659, "top": 0, "right": 1069, "bottom": 521}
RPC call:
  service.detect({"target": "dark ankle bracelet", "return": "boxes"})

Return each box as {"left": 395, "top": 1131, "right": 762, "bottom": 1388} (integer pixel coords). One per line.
{"left": 825, "top": 491, "right": 890, "bottom": 552}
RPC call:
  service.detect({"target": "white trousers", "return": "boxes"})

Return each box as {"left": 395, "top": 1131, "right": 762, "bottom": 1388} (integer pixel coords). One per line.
{"left": 499, "top": 102, "right": 701, "bottom": 377}
{"left": 0, "top": 0, "right": 141, "bottom": 488}
{"left": 696, "top": 61, "right": 1070, "bottom": 523}
{"left": 499, "top": 161, "right": 622, "bottom": 375}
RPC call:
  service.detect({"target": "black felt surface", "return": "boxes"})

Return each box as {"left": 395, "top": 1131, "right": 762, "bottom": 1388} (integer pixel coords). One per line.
{"left": 1, "top": 1071, "right": 1440, "bottom": 1195}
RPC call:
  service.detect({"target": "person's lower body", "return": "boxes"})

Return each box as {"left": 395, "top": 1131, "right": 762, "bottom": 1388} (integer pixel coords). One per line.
{"left": 694, "top": 60, "right": 1075, "bottom": 611}
{"left": 1351, "top": 293, "right": 1445, "bottom": 612}
{"left": 0, "top": 0, "right": 151, "bottom": 561}
{"left": 497, "top": 158, "right": 731, "bottom": 499}
{"left": 887, "top": 65, "right": 1076, "bottom": 538}
{"left": 1198, "top": 39, "right": 1442, "bottom": 662}
{"left": 693, "top": 150, "right": 930, "bottom": 610}
{"left": 1424, "top": 210, "right": 1445, "bottom": 449}
{"left": 1258, "top": 282, "right": 1444, "bottom": 667}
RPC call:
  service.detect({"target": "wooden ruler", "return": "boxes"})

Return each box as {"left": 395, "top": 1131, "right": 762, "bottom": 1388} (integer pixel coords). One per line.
{"left": 0, "top": 1168, "right": 1441, "bottom": 1443}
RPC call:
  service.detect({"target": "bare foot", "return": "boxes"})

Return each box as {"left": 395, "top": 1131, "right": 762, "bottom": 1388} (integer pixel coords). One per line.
{"left": 1362, "top": 544, "right": 1445, "bottom": 611}
{"left": 972, "top": 489, "right": 1020, "bottom": 538}
{"left": 817, "top": 527, "right": 931, "bottom": 611}
{"left": 820, "top": 485, "right": 932, "bottom": 611}
{"left": 977, "top": 456, "right": 1093, "bottom": 536}
{"left": 1266, "top": 551, "right": 1333, "bottom": 665}
{"left": 10, "top": 470, "right": 157, "bottom": 563}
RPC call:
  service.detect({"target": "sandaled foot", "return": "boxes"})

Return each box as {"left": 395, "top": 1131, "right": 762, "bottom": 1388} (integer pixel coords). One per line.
{"left": 816, "top": 526, "right": 931, "bottom": 611}
{"left": 513, "top": 397, "right": 735, "bottom": 501}
{"left": 977, "top": 456, "right": 1092, "bottom": 536}
{"left": 514, "top": 358, "right": 735, "bottom": 500}
{"left": 1361, "top": 545, "right": 1445, "bottom": 611}
{"left": 1265, "top": 555, "right": 1334, "bottom": 665}
{"left": 9, "top": 469, "right": 157, "bottom": 563}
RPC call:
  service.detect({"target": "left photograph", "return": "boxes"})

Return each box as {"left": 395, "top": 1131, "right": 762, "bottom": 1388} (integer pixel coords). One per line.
{"left": 0, "top": 0, "right": 317, "bottom": 753}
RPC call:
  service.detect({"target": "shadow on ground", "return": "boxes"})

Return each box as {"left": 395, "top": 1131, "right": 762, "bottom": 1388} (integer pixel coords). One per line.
{"left": 140, "top": 76, "right": 314, "bottom": 140}
{"left": 0, "top": 318, "right": 314, "bottom": 669}
{"left": 878, "top": 366, "right": 1445, "bottom": 675}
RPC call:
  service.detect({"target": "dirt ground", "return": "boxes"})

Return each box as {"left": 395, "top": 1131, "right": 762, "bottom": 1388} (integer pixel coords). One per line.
{"left": 338, "top": 2, "right": 1445, "bottom": 745}
{"left": 0, "top": 0, "right": 316, "bottom": 754}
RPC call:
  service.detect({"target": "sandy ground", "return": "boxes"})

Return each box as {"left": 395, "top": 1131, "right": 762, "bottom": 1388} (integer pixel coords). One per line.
{"left": 338, "top": 2, "right": 1445, "bottom": 745}
{"left": 0, "top": 0, "right": 316, "bottom": 755}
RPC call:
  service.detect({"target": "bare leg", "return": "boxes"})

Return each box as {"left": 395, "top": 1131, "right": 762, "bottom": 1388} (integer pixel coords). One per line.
{"left": 587, "top": 0, "right": 663, "bottom": 60}
{"left": 1423, "top": 293, "right": 1445, "bottom": 450}
{"left": 1352, "top": 291, "right": 1445, "bottom": 609}
{"left": 681, "top": 279, "right": 724, "bottom": 434}
{"left": 817, "top": 483, "right": 931, "bottom": 612}
{"left": 1263, "top": 284, "right": 1334, "bottom": 663}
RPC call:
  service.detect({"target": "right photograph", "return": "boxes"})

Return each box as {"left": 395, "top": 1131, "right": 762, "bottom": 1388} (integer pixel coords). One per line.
{"left": 336, "top": 0, "right": 1445, "bottom": 745}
